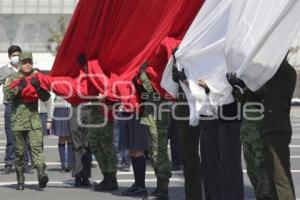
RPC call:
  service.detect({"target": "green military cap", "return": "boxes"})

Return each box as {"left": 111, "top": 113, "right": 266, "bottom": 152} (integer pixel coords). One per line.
{"left": 19, "top": 51, "right": 33, "bottom": 62}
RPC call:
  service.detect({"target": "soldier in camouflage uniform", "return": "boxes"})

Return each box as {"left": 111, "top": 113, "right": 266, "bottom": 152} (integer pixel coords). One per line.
{"left": 76, "top": 54, "right": 118, "bottom": 191}
{"left": 4, "top": 52, "right": 49, "bottom": 190}
{"left": 240, "top": 115, "right": 273, "bottom": 200}
{"left": 89, "top": 104, "right": 118, "bottom": 191}
{"left": 227, "top": 74, "right": 273, "bottom": 200}
{"left": 134, "top": 64, "right": 171, "bottom": 200}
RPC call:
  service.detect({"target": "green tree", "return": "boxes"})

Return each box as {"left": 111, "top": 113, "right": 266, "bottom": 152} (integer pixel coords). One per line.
{"left": 47, "top": 16, "right": 66, "bottom": 54}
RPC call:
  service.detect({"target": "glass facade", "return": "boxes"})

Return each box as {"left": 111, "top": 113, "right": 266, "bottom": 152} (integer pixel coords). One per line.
{"left": 0, "top": 0, "right": 78, "bottom": 14}
{"left": 0, "top": 0, "right": 77, "bottom": 52}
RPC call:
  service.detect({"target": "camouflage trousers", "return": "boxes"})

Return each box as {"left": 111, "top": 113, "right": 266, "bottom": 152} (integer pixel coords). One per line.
{"left": 89, "top": 108, "right": 118, "bottom": 175}
{"left": 13, "top": 128, "right": 45, "bottom": 173}
{"left": 141, "top": 111, "right": 171, "bottom": 190}
{"left": 240, "top": 120, "right": 273, "bottom": 200}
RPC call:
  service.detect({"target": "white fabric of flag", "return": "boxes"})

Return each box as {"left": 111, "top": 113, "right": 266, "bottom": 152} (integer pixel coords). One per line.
{"left": 287, "top": 30, "right": 300, "bottom": 70}
{"left": 225, "top": 0, "right": 300, "bottom": 91}
{"left": 161, "top": 0, "right": 232, "bottom": 126}
{"left": 161, "top": 0, "right": 300, "bottom": 126}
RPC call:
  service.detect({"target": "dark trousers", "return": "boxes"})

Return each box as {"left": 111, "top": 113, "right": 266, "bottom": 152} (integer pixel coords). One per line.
{"left": 4, "top": 103, "right": 14, "bottom": 167}
{"left": 263, "top": 132, "right": 296, "bottom": 200}
{"left": 200, "top": 120, "right": 244, "bottom": 200}
{"left": 175, "top": 102, "right": 202, "bottom": 200}
{"left": 200, "top": 120, "right": 222, "bottom": 200}
{"left": 70, "top": 106, "right": 92, "bottom": 178}
{"left": 4, "top": 103, "right": 31, "bottom": 167}
{"left": 168, "top": 115, "right": 182, "bottom": 167}
{"left": 218, "top": 122, "right": 244, "bottom": 200}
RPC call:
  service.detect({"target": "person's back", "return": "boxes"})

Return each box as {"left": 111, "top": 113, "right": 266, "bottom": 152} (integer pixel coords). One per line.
{"left": 261, "top": 58, "right": 297, "bottom": 200}
{"left": 262, "top": 59, "right": 297, "bottom": 135}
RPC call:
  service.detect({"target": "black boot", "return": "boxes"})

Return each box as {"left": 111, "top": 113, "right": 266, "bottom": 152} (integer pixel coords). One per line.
{"left": 36, "top": 165, "right": 49, "bottom": 189}
{"left": 16, "top": 170, "right": 25, "bottom": 190}
{"left": 143, "top": 189, "right": 169, "bottom": 200}
{"left": 94, "top": 173, "right": 118, "bottom": 191}
{"left": 82, "top": 177, "right": 92, "bottom": 187}
{"left": 74, "top": 177, "right": 82, "bottom": 187}
{"left": 122, "top": 184, "right": 147, "bottom": 197}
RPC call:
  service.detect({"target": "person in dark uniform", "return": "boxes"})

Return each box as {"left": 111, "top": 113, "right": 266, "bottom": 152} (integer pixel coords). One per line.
{"left": 172, "top": 54, "right": 243, "bottom": 200}
{"left": 199, "top": 95, "right": 244, "bottom": 200}
{"left": 217, "top": 102, "right": 244, "bottom": 200}
{"left": 173, "top": 91, "right": 203, "bottom": 200}
{"left": 171, "top": 59, "right": 203, "bottom": 200}
{"left": 168, "top": 113, "right": 182, "bottom": 171}
{"left": 261, "top": 58, "right": 297, "bottom": 200}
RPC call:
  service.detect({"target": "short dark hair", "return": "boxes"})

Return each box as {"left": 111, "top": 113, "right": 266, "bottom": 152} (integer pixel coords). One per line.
{"left": 7, "top": 45, "right": 22, "bottom": 56}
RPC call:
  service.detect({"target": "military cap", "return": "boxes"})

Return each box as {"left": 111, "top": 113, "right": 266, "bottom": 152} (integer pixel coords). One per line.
{"left": 19, "top": 51, "right": 33, "bottom": 62}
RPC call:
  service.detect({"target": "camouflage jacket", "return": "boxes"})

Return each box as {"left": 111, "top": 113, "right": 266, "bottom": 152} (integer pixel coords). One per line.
{"left": 4, "top": 70, "right": 41, "bottom": 131}
{"left": 139, "top": 71, "right": 170, "bottom": 126}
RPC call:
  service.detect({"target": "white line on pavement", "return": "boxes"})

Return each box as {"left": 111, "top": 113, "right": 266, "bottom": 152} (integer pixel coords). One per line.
{"left": 0, "top": 162, "right": 300, "bottom": 174}
{"left": 290, "top": 145, "right": 300, "bottom": 148}
{"left": 242, "top": 170, "right": 300, "bottom": 173}
{"left": 47, "top": 136, "right": 58, "bottom": 139}
{"left": 0, "top": 162, "right": 99, "bottom": 166}
{"left": 0, "top": 145, "right": 58, "bottom": 150}
{"left": 1, "top": 144, "right": 300, "bottom": 149}
{"left": 0, "top": 178, "right": 184, "bottom": 186}
{"left": 117, "top": 171, "right": 183, "bottom": 175}
{"left": 291, "top": 156, "right": 300, "bottom": 158}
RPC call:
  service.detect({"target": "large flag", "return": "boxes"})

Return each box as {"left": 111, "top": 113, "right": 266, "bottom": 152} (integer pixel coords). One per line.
{"left": 49, "top": 0, "right": 204, "bottom": 107}
{"left": 12, "top": 0, "right": 205, "bottom": 107}
{"left": 161, "top": 0, "right": 232, "bottom": 125}
{"left": 225, "top": 0, "right": 300, "bottom": 91}
{"left": 162, "top": 0, "right": 300, "bottom": 125}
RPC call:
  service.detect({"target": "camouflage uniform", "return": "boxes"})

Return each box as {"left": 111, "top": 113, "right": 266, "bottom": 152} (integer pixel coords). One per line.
{"left": 240, "top": 90, "right": 273, "bottom": 200}
{"left": 139, "top": 72, "right": 171, "bottom": 191}
{"left": 4, "top": 70, "right": 45, "bottom": 180}
{"left": 89, "top": 107, "right": 118, "bottom": 175}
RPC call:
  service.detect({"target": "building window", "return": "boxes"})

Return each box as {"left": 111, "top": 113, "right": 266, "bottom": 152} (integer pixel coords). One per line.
{"left": 0, "top": 0, "right": 78, "bottom": 14}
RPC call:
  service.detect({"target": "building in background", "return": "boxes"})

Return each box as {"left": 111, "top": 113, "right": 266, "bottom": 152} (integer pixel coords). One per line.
{"left": 0, "top": 0, "right": 299, "bottom": 101}
{"left": 0, "top": 0, "right": 78, "bottom": 102}
{"left": 0, "top": 0, "right": 78, "bottom": 70}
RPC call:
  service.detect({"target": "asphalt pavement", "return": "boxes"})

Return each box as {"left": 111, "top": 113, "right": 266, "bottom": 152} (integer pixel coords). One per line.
{"left": 0, "top": 106, "right": 299, "bottom": 200}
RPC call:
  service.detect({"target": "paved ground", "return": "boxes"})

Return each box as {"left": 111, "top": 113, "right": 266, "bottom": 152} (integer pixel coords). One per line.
{"left": 0, "top": 106, "right": 299, "bottom": 200}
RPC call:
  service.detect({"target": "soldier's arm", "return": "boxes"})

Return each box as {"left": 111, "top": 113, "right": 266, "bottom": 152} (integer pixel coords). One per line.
{"left": 140, "top": 72, "right": 154, "bottom": 93}
{"left": 3, "top": 76, "right": 22, "bottom": 101}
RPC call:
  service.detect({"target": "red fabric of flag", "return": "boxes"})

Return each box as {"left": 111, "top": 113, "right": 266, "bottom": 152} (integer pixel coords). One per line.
{"left": 15, "top": 0, "right": 204, "bottom": 108}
